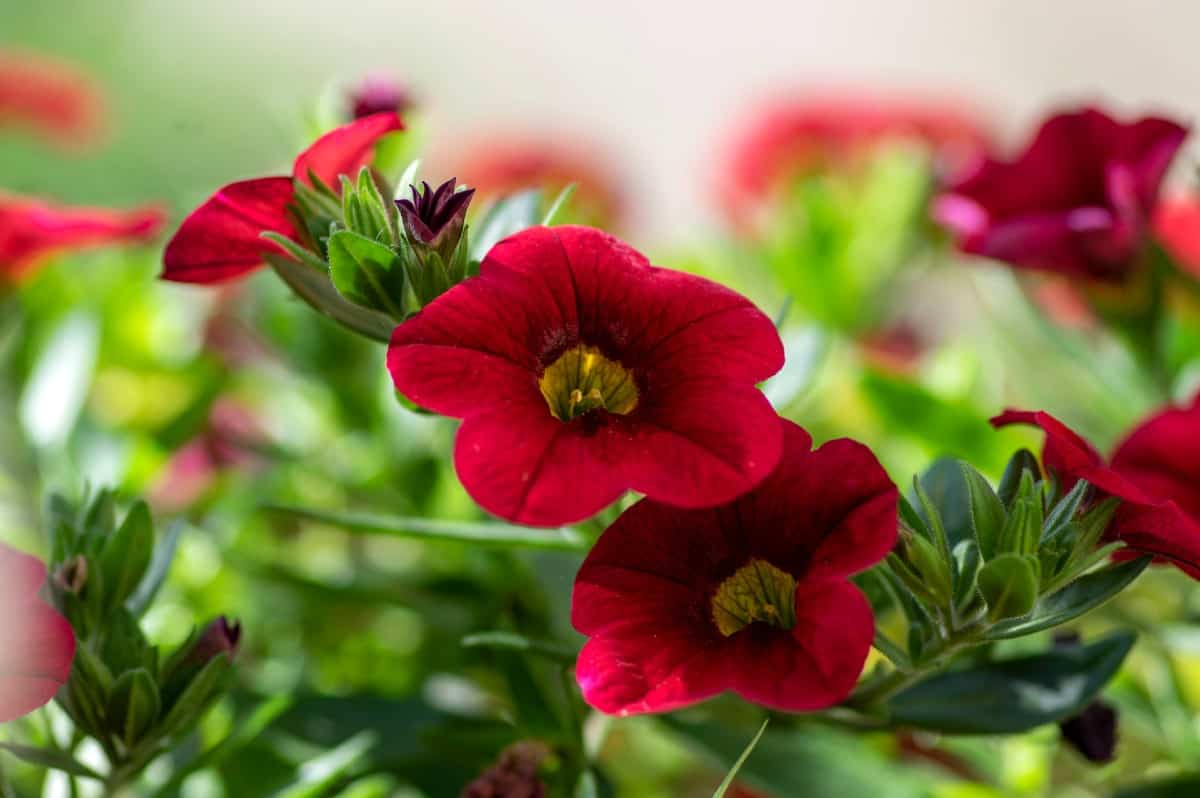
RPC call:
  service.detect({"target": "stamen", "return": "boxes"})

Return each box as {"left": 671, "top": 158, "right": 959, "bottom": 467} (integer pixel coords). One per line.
{"left": 539, "top": 345, "right": 638, "bottom": 421}
{"left": 711, "top": 559, "right": 798, "bottom": 637}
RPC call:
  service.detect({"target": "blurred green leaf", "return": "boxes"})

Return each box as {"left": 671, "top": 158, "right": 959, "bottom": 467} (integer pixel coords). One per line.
{"left": 99, "top": 501, "right": 154, "bottom": 617}
{"left": 0, "top": 742, "right": 102, "bottom": 780}
{"left": 887, "top": 631, "right": 1135, "bottom": 734}
{"left": 541, "top": 183, "right": 578, "bottom": 226}
{"left": 712, "top": 717, "right": 769, "bottom": 798}
{"left": 264, "top": 504, "right": 589, "bottom": 551}
{"left": 126, "top": 520, "right": 183, "bottom": 618}
{"left": 107, "top": 667, "right": 161, "bottom": 747}
{"left": 978, "top": 553, "right": 1039, "bottom": 621}
{"left": 472, "top": 189, "right": 542, "bottom": 260}
{"left": 265, "top": 252, "right": 395, "bottom": 343}
{"left": 461, "top": 631, "right": 578, "bottom": 664}
{"left": 1113, "top": 775, "right": 1200, "bottom": 797}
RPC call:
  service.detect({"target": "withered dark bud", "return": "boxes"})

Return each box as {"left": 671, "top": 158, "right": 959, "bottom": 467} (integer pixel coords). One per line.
{"left": 1059, "top": 700, "right": 1118, "bottom": 763}
{"left": 396, "top": 178, "right": 474, "bottom": 263}
{"left": 52, "top": 555, "right": 88, "bottom": 594}
{"left": 460, "top": 741, "right": 549, "bottom": 798}
{"left": 348, "top": 76, "right": 411, "bottom": 120}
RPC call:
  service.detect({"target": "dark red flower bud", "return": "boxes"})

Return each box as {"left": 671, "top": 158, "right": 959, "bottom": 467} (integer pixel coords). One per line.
{"left": 348, "top": 76, "right": 411, "bottom": 121}
{"left": 395, "top": 178, "right": 474, "bottom": 261}
{"left": 51, "top": 554, "right": 88, "bottom": 595}
{"left": 460, "top": 742, "right": 548, "bottom": 798}
{"left": 1059, "top": 701, "right": 1118, "bottom": 763}
{"left": 190, "top": 617, "right": 241, "bottom": 665}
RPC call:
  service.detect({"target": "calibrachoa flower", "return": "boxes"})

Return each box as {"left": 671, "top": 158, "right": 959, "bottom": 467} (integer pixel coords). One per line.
{"left": 936, "top": 107, "right": 1188, "bottom": 281}
{"left": 720, "top": 91, "right": 989, "bottom": 229}
{"left": 451, "top": 135, "right": 623, "bottom": 227}
{"left": 0, "top": 192, "right": 164, "bottom": 282}
{"left": 387, "top": 225, "right": 784, "bottom": 525}
{"left": 1153, "top": 192, "right": 1200, "bottom": 280}
{"left": 162, "top": 111, "right": 403, "bottom": 284}
{"left": 347, "top": 75, "right": 411, "bottom": 120}
{"left": 0, "top": 49, "right": 104, "bottom": 150}
{"left": 571, "top": 419, "right": 896, "bottom": 715}
{"left": 993, "top": 400, "right": 1200, "bottom": 578}
{"left": 0, "top": 542, "right": 76, "bottom": 722}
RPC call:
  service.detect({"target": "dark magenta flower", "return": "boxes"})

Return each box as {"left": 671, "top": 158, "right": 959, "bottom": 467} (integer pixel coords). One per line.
{"left": 347, "top": 75, "right": 411, "bottom": 120}
{"left": 162, "top": 112, "right": 403, "bottom": 284}
{"left": 993, "top": 399, "right": 1200, "bottom": 578}
{"left": 0, "top": 192, "right": 164, "bottom": 282}
{"left": 395, "top": 178, "right": 474, "bottom": 260}
{"left": 387, "top": 225, "right": 784, "bottom": 525}
{"left": 1153, "top": 192, "right": 1200, "bottom": 280}
{"left": 0, "top": 49, "right": 105, "bottom": 151}
{"left": 0, "top": 542, "right": 76, "bottom": 722}
{"left": 720, "top": 91, "right": 989, "bottom": 230}
{"left": 936, "top": 107, "right": 1188, "bottom": 281}
{"left": 571, "top": 419, "right": 896, "bottom": 715}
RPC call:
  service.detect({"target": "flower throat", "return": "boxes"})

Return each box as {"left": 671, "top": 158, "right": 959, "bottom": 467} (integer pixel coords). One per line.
{"left": 539, "top": 345, "right": 638, "bottom": 422}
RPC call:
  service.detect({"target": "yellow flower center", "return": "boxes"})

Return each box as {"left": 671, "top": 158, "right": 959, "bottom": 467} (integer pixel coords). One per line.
{"left": 711, "top": 559, "right": 799, "bottom": 637}
{"left": 538, "top": 345, "right": 638, "bottom": 422}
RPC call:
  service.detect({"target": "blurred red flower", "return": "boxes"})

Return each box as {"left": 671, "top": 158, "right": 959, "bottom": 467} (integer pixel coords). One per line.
{"left": 993, "top": 401, "right": 1200, "bottom": 578}
{"left": 388, "top": 225, "right": 784, "bottom": 525}
{"left": 451, "top": 135, "right": 623, "bottom": 227}
{"left": 162, "top": 112, "right": 403, "bottom": 284}
{"left": 936, "top": 107, "right": 1187, "bottom": 282}
{"left": 150, "top": 399, "right": 266, "bottom": 511}
{"left": 720, "top": 91, "right": 989, "bottom": 230}
{"left": 0, "top": 543, "right": 76, "bottom": 722}
{"left": 347, "top": 75, "right": 412, "bottom": 120}
{"left": 571, "top": 419, "right": 895, "bottom": 715}
{"left": 0, "top": 49, "right": 105, "bottom": 150}
{"left": 1153, "top": 192, "right": 1200, "bottom": 279}
{"left": 0, "top": 192, "right": 164, "bottom": 282}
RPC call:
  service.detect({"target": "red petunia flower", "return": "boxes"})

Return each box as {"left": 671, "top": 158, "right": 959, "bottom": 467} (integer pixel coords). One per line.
{"left": 720, "top": 91, "right": 989, "bottom": 230}
{"left": 0, "top": 192, "right": 164, "bottom": 282}
{"left": 992, "top": 401, "right": 1200, "bottom": 578}
{"left": 347, "top": 75, "right": 412, "bottom": 121}
{"left": 162, "top": 112, "right": 403, "bottom": 284}
{"left": 0, "top": 49, "right": 105, "bottom": 151}
{"left": 450, "top": 135, "right": 623, "bottom": 227}
{"left": 1153, "top": 192, "right": 1200, "bottom": 280}
{"left": 387, "top": 225, "right": 784, "bottom": 526}
{"left": 571, "top": 419, "right": 896, "bottom": 715}
{"left": 936, "top": 107, "right": 1187, "bottom": 282}
{"left": 0, "top": 542, "right": 76, "bottom": 722}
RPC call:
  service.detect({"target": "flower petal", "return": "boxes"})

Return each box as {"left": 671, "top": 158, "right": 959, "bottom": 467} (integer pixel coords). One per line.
{"left": 292, "top": 112, "right": 404, "bottom": 188}
{"left": 0, "top": 600, "right": 75, "bottom": 722}
{"left": 575, "top": 629, "right": 727, "bottom": 716}
{"left": 162, "top": 177, "right": 294, "bottom": 284}
{"left": 0, "top": 49, "right": 105, "bottom": 150}
{"left": 1111, "top": 395, "right": 1200, "bottom": 519}
{"left": 0, "top": 542, "right": 48, "bottom": 601}
{"left": 729, "top": 579, "right": 874, "bottom": 711}
{"left": 1112, "top": 501, "right": 1200, "bottom": 579}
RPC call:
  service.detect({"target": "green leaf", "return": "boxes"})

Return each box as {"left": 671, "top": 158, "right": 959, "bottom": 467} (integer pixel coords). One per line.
{"left": 915, "top": 458, "right": 974, "bottom": 550}
{"left": 978, "top": 553, "right": 1039, "bottom": 621}
{"left": 541, "top": 183, "right": 578, "bottom": 226}
{"left": 471, "top": 189, "right": 542, "bottom": 261}
{"left": 1113, "top": 775, "right": 1200, "bottom": 797}
{"left": 98, "top": 501, "right": 154, "bottom": 617}
{"left": 887, "top": 631, "right": 1135, "bottom": 734}
{"left": 0, "top": 742, "right": 102, "bottom": 780}
{"left": 263, "top": 505, "right": 589, "bottom": 551}
{"left": 107, "top": 668, "right": 161, "bottom": 747}
{"left": 461, "top": 631, "right": 579, "bottom": 664}
{"left": 712, "top": 718, "right": 769, "bottom": 798}
{"left": 962, "top": 463, "right": 1006, "bottom": 559}
{"left": 264, "top": 252, "right": 396, "bottom": 343}
{"left": 155, "top": 653, "right": 233, "bottom": 739}
{"left": 986, "top": 557, "right": 1150, "bottom": 640}
{"left": 327, "top": 230, "right": 406, "bottom": 318}
{"left": 998, "top": 449, "right": 1040, "bottom": 509}
{"left": 126, "top": 520, "right": 183, "bottom": 617}
{"left": 950, "top": 539, "right": 981, "bottom": 612}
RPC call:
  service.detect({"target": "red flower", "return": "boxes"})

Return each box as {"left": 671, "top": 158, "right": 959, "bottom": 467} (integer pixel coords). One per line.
{"left": 162, "top": 112, "right": 403, "bottom": 284}
{"left": 347, "top": 75, "right": 411, "bottom": 120}
{"left": 0, "top": 192, "right": 164, "bottom": 282}
{"left": 0, "top": 543, "right": 76, "bottom": 722}
{"left": 1153, "top": 192, "right": 1200, "bottom": 280}
{"left": 0, "top": 49, "right": 105, "bottom": 150}
{"left": 936, "top": 107, "right": 1187, "bottom": 282}
{"left": 720, "top": 91, "right": 989, "bottom": 230}
{"left": 450, "top": 135, "right": 623, "bottom": 227}
{"left": 387, "top": 225, "right": 784, "bottom": 525}
{"left": 992, "top": 402, "right": 1200, "bottom": 578}
{"left": 150, "top": 399, "right": 266, "bottom": 511}
{"left": 571, "top": 419, "right": 896, "bottom": 715}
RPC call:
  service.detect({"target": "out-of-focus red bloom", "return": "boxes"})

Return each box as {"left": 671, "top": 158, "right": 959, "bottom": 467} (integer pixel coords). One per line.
{"left": 461, "top": 742, "right": 549, "bottom": 798}
{"left": 0, "top": 192, "right": 164, "bottom": 282}
{"left": 347, "top": 75, "right": 411, "bottom": 120}
{"left": 451, "top": 135, "right": 623, "bottom": 227}
{"left": 993, "top": 400, "right": 1200, "bottom": 578}
{"left": 150, "top": 399, "right": 266, "bottom": 511}
{"left": 858, "top": 322, "right": 928, "bottom": 374}
{"left": 0, "top": 542, "right": 76, "bottom": 722}
{"left": 0, "top": 49, "right": 105, "bottom": 150}
{"left": 388, "top": 225, "right": 784, "bottom": 526}
{"left": 936, "top": 107, "right": 1187, "bottom": 282}
{"left": 571, "top": 419, "right": 895, "bottom": 715}
{"left": 720, "top": 91, "right": 989, "bottom": 229}
{"left": 1153, "top": 192, "right": 1200, "bottom": 280}
{"left": 162, "top": 112, "right": 403, "bottom": 284}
